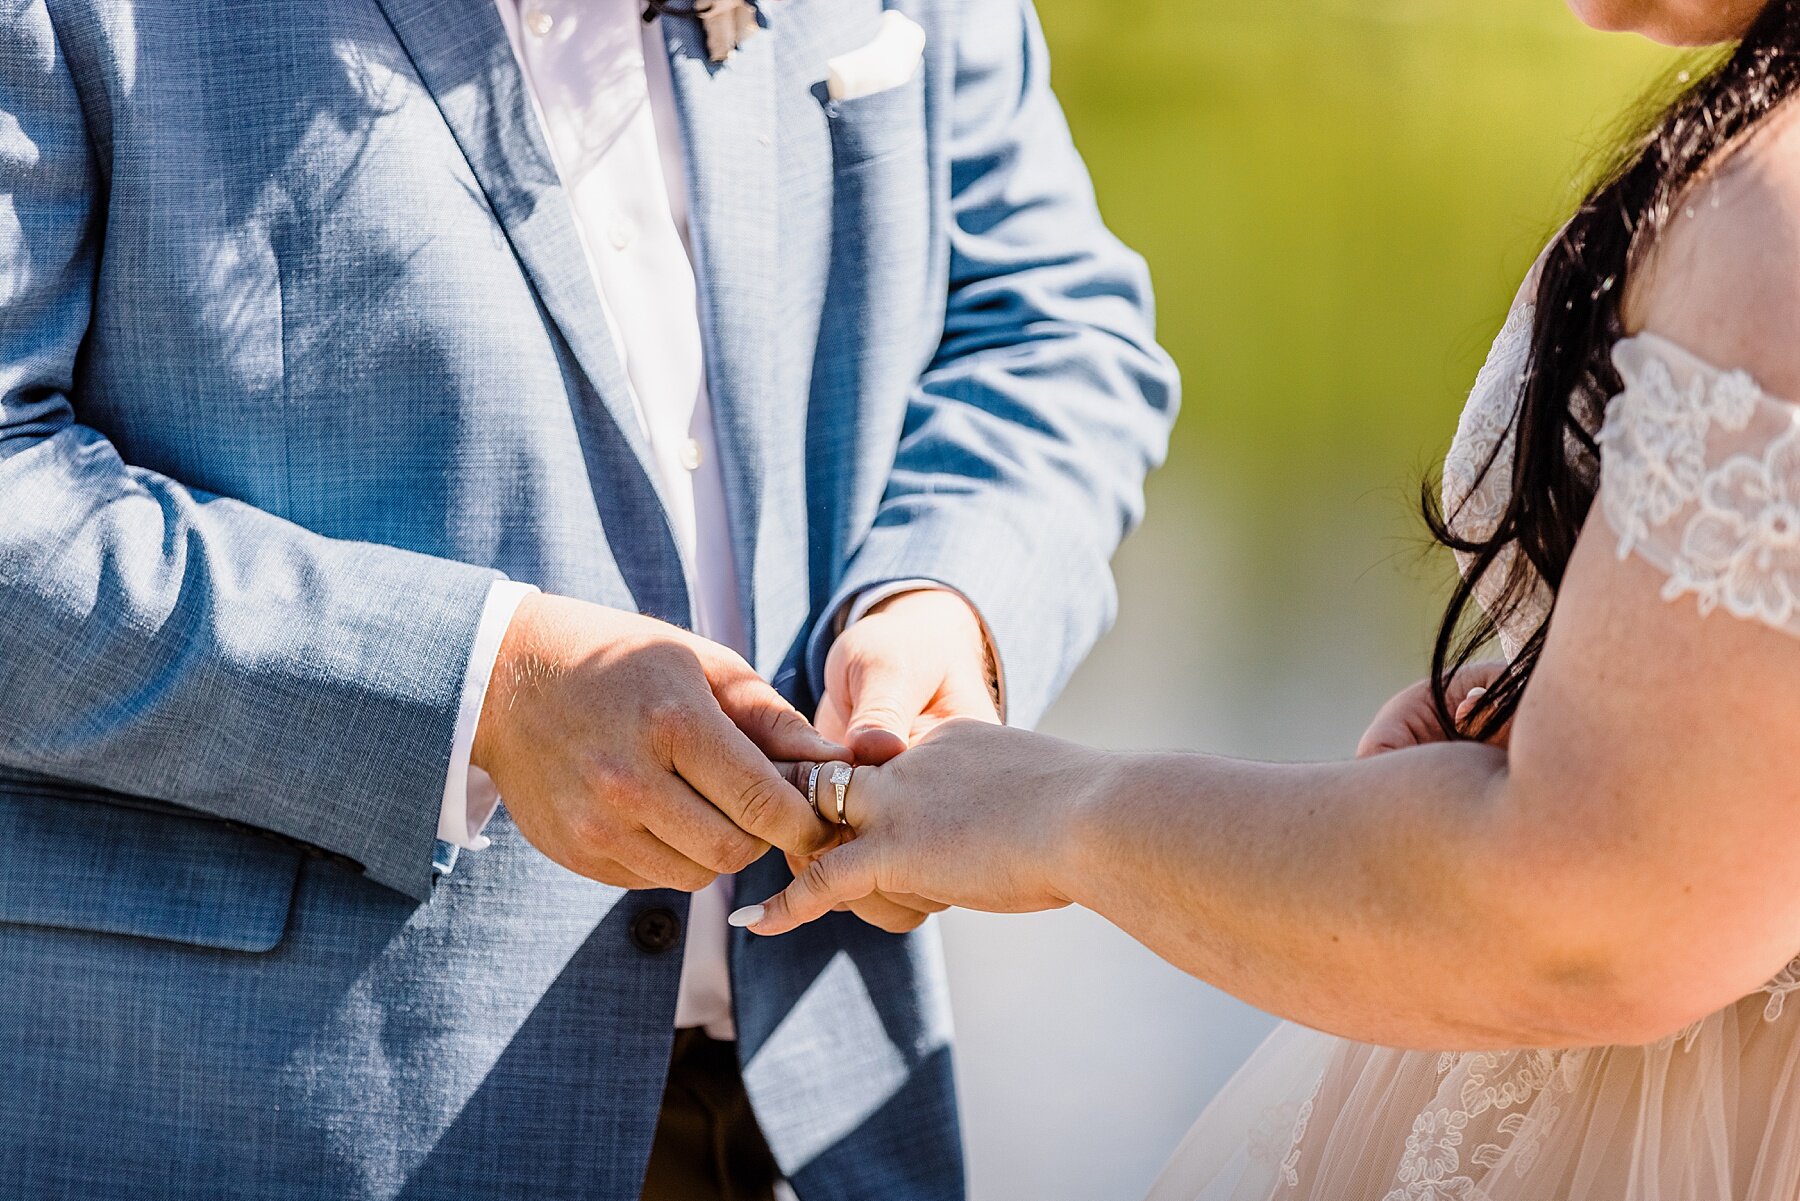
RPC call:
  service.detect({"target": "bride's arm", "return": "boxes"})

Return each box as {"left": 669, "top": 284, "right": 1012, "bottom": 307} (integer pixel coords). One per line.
{"left": 740, "top": 123, "right": 1800, "bottom": 1052}
{"left": 754, "top": 532, "right": 1800, "bottom": 1052}
{"left": 1065, "top": 530, "right": 1800, "bottom": 1052}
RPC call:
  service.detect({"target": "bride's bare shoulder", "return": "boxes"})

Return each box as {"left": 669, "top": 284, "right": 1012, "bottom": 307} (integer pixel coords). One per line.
{"left": 1625, "top": 103, "right": 1800, "bottom": 400}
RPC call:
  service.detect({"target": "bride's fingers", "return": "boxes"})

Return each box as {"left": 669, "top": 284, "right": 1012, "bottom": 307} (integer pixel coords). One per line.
{"left": 772, "top": 758, "right": 850, "bottom": 827}
{"left": 1454, "top": 686, "right": 1489, "bottom": 723}
{"left": 1355, "top": 681, "right": 1442, "bottom": 759}
{"left": 772, "top": 760, "right": 889, "bottom": 831}
{"left": 730, "top": 842, "right": 879, "bottom": 936}
{"left": 785, "top": 855, "right": 940, "bottom": 931}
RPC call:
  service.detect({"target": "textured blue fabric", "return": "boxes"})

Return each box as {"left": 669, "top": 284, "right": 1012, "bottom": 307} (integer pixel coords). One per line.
{"left": 0, "top": 0, "right": 1177, "bottom": 1196}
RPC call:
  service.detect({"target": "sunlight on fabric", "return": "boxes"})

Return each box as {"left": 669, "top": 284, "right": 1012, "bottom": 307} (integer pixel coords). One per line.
{"left": 743, "top": 950, "right": 917, "bottom": 1169}
{"left": 284, "top": 887, "right": 630, "bottom": 1194}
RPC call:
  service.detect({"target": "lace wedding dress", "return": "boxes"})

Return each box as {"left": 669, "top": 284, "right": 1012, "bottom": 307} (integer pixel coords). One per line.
{"left": 1147, "top": 300, "right": 1800, "bottom": 1201}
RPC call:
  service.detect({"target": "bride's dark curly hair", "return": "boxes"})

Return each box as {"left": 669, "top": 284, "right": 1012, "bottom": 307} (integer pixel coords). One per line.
{"left": 1427, "top": 0, "right": 1800, "bottom": 739}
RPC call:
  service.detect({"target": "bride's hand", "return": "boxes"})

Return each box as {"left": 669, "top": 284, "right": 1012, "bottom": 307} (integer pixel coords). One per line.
{"left": 732, "top": 721, "right": 1097, "bottom": 936}
{"left": 1355, "top": 661, "right": 1510, "bottom": 758}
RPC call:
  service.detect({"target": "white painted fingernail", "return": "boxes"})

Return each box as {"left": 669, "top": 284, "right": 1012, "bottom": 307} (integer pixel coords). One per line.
{"left": 1465, "top": 687, "right": 1488, "bottom": 701}
{"left": 728, "top": 905, "right": 766, "bottom": 929}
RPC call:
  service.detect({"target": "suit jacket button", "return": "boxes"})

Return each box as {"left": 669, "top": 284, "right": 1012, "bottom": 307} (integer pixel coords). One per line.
{"left": 631, "top": 907, "right": 682, "bottom": 955}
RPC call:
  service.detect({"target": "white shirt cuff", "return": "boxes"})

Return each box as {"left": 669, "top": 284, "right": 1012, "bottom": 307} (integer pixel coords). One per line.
{"left": 439, "top": 580, "right": 539, "bottom": 852}
{"left": 842, "top": 580, "right": 1008, "bottom": 721}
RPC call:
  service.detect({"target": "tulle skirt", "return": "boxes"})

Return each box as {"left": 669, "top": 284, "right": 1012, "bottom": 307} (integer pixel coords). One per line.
{"left": 1149, "top": 971, "right": 1800, "bottom": 1201}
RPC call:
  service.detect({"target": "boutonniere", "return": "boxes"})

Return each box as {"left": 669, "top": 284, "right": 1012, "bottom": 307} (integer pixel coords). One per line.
{"left": 643, "top": 0, "right": 761, "bottom": 65}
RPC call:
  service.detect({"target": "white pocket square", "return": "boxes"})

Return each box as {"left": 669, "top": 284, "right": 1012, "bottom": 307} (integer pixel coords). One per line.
{"left": 826, "top": 11, "right": 927, "bottom": 102}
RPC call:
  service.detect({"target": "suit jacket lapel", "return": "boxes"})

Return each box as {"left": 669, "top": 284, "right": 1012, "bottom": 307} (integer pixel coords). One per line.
{"left": 370, "top": 0, "right": 661, "bottom": 486}
{"left": 657, "top": 14, "right": 787, "bottom": 669}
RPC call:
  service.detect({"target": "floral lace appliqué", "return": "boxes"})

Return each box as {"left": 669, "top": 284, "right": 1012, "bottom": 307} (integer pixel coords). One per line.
{"left": 1262, "top": 1071, "right": 1323, "bottom": 1191}
{"left": 1442, "top": 304, "right": 1552, "bottom": 660}
{"left": 1388, "top": 1107, "right": 1476, "bottom": 1201}
{"left": 1673, "top": 435, "right": 1800, "bottom": 625}
{"left": 1761, "top": 956, "right": 1800, "bottom": 1021}
{"left": 1379, "top": 1050, "right": 1588, "bottom": 1201}
{"left": 1597, "top": 345, "right": 1800, "bottom": 639}
{"left": 1444, "top": 304, "right": 1534, "bottom": 540}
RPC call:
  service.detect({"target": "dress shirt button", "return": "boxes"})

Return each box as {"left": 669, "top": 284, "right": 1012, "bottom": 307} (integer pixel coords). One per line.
{"left": 524, "top": 8, "right": 554, "bottom": 36}
{"left": 607, "top": 221, "right": 636, "bottom": 251}
{"left": 680, "top": 438, "right": 704, "bottom": 471}
{"left": 631, "top": 906, "right": 682, "bottom": 955}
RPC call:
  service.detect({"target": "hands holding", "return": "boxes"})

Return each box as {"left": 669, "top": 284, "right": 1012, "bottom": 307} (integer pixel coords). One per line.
{"left": 804, "top": 588, "right": 1002, "bottom": 932}
{"left": 470, "top": 587, "right": 1001, "bottom": 920}
{"left": 733, "top": 720, "right": 1092, "bottom": 936}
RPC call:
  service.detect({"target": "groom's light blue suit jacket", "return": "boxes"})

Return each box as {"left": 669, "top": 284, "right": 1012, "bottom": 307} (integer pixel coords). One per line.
{"left": 0, "top": 0, "right": 1175, "bottom": 1196}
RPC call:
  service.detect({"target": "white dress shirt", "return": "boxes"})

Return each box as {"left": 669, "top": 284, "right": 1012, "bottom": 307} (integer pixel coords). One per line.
{"left": 437, "top": 0, "right": 958, "bottom": 1042}
{"left": 447, "top": 0, "right": 744, "bottom": 1039}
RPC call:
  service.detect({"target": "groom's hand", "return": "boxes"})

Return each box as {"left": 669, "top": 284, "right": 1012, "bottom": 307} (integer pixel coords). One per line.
{"left": 818, "top": 589, "right": 999, "bottom": 760}
{"left": 471, "top": 593, "right": 844, "bottom": 890}
{"left": 813, "top": 588, "right": 1000, "bottom": 932}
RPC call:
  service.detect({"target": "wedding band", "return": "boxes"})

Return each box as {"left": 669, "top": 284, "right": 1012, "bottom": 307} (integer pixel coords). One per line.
{"left": 806, "top": 762, "right": 825, "bottom": 822}
{"left": 829, "top": 762, "right": 854, "bottom": 826}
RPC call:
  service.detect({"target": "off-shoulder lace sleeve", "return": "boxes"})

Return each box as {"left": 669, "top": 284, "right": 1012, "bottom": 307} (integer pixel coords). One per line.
{"left": 1598, "top": 335, "right": 1800, "bottom": 632}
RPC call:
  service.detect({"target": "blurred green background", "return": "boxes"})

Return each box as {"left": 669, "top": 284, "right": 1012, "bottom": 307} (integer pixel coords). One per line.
{"left": 935, "top": 3, "right": 1684, "bottom": 1198}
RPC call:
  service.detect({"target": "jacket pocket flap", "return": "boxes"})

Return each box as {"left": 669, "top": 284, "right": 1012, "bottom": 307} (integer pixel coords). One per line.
{"left": 0, "top": 783, "right": 304, "bottom": 953}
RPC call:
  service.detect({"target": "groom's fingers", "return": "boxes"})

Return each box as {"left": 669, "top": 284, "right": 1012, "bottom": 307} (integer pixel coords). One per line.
{"left": 885, "top": 892, "right": 948, "bottom": 914}
{"left": 667, "top": 709, "right": 837, "bottom": 857}
{"left": 734, "top": 843, "right": 881, "bottom": 935}
{"left": 843, "top": 893, "right": 933, "bottom": 934}
{"left": 702, "top": 650, "right": 847, "bottom": 764}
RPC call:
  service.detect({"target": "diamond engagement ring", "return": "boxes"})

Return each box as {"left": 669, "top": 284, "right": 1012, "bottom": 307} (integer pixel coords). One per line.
{"left": 829, "top": 763, "right": 854, "bottom": 826}
{"left": 806, "top": 762, "right": 826, "bottom": 823}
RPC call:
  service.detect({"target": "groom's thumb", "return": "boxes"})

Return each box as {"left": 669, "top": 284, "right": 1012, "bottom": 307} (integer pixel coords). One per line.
{"left": 828, "top": 620, "right": 937, "bottom": 765}
{"left": 846, "top": 669, "right": 920, "bottom": 765}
